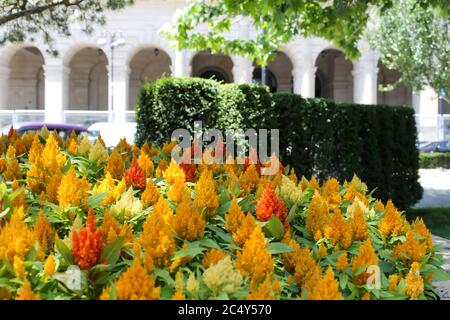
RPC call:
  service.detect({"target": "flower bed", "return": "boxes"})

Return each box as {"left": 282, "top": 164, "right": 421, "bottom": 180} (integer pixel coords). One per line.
{"left": 0, "top": 127, "right": 448, "bottom": 300}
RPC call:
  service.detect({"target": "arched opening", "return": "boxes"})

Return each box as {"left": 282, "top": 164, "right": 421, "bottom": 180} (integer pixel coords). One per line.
{"left": 128, "top": 47, "right": 172, "bottom": 109}
{"left": 192, "top": 50, "right": 233, "bottom": 83}
{"left": 252, "top": 51, "right": 293, "bottom": 93}
{"left": 8, "top": 47, "right": 45, "bottom": 109}
{"left": 377, "top": 61, "right": 412, "bottom": 107}
{"left": 68, "top": 47, "right": 108, "bottom": 110}
{"left": 315, "top": 49, "right": 353, "bottom": 102}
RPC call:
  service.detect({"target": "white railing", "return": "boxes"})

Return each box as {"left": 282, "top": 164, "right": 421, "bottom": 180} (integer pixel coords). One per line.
{"left": 414, "top": 114, "right": 450, "bottom": 142}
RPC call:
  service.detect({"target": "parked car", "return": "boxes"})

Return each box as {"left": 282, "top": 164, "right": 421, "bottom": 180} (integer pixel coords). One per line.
{"left": 419, "top": 140, "right": 450, "bottom": 153}
{"left": 1, "top": 122, "right": 94, "bottom": 141}
{"left": 88, "top": 122, "right": 137, "bottom": 148}
{"left": 416, "top": 141, "right": 430, "bottom": 149}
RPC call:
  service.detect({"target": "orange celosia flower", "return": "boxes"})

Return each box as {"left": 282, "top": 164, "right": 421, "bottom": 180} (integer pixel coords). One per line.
{"left": 44, "top": 254, "right": 56, "bottom": 277}
{"left": 141, "top": 179, "right": 161, "bottom": 207}
{"left": 350, "top": 203, "right": 368, "bottom": 241}
{"left": 374, "top": 200, "right": 385, "bottom": 211}
{"left": 405, "top": 262, "right": 424, "bottom": 300}
{"left": 0, "top": 206, "right": 37, "bottom": 262}
{"left": 378, "top": 200, "right": 405, "bottom": 238}
{"left": 336, "top": 252, "right": 349, "bottom": 272}
{"left": 324, "top": 208, "right": 347, "bottom": 246}
{"left": 100, "top": 244, "right": 160, "bottom": 300}
{"left": 33, "top": 209, "right": 55, "bottom": 253}
{"left": 317, "top": 242, "right": 328, "bottom": 258}
{"left": 233, "top": 213, "right": 257, "bottom": 247}
{"left": 105, "top": 148, "right": 124, "bottom": 180}
{"left": 162, "top": 140, "right": 177, "bottom": 155}
{"left": 140, "top": 199, "right": 176, "bottom": 270}
{"left": 116, "top": 138, "right": 131, "bottom": 156}
{"left": 225, "top": 198, "right": 245, "bottom": 234}
{"left": 124, "top": 156, "right": 146, "bottom": 190}
{"left": 163, "top": 160, "right": 186, "bottom": 185}
{"left": 288, "top": 168, "right": 298, "bottom": 184}
{"left": 393, "top": 231, "right": 427, "bottom": 264}
{"left": 255, "top": 182, "right": 287, "bottom": 224}
{"left": 294, "top": 246, "right": 322, "bottom": 292}
{"left": 171, "top": 289, "right": 186, "bottom": 300}
{"left": 137, "top": 152, "right": 154, "bottom": 177}
{"left": 238, "top": 164, "right": 260, "bottom": 195}
{"left": 411, "top": 218, "right": 433, "bottom": 250}
{"left": 388, "top": 274, "right": 400, "bottom": 292}
{"left": 235, "top": 226, "right": 274, "bottom": 287}
{"left": 71, "top": 209, "right": 104, "bottom": 270}
{"left": 57, "top": 165, "right": 91, "bottom": 209}
{"left": 306, "top": 192, "right": 329, "bottom": 241}
{"left": 100, "top": 209, "right": 133, "bottom": 243}
{"left": 246, "top": 275, "right": 280, "bottom": 300}
{"left": 308, "top": 266, "right": 343, "bottom": 300}
{"left": 167, "top": 181, "right": 189, "bottom": 203}
{"left": 173, "top": 195, "right": 205, "bottom": 241}
{"left": 193, "top": 168, "right": 219, "bottom": 216}
{"left": 351, "top": 238, "right": 378, "bottom": 285}
{"left": 281, "top": 235, "right": 302, "bottom": 273}
{"left": 202, "top": 249, "right": 228, "bottom": 268}
{"left": 4, "top": 146, "right": 22, "bottom": 181}
{"left": 16, "top": 279, "right": 40, "bottom": 300}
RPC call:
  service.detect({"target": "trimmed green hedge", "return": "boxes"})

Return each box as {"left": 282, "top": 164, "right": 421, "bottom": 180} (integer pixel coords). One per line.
{"left": 135, "top": 77, "right": 423, "bottom": 209}
{"left": 420, "top": 153, "right": 450, "bottom": 169}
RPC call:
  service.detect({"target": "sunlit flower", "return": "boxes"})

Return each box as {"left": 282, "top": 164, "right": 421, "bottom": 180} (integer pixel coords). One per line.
{"left": 137, "top": 152, "right": 154, "bottom": 177}
{"left": 162, "top": 140, "right": 177, "bottom": 155}
{"left": 202, "top": 249, "right": 228, "bottom": 268}
{"left": 393, "top": 231, "right": 427, "bottom": 264}
{"left": 173, "top": 195, "right": 205, "bottom": 241}
{"left": 116, "top": 137, "right": 131, "bottom": 155}
{"left": 163, "top": 160, "right": 186, "bottom": 185}
{"left": 124, "top": 156, "right": 147, "bottom": 190}
{"left": 71, "top": 209, "right": 104, "bottom": 270}
{"left": 33, "top": 209, "right": 55, "bottom": 254}
{"left": 405, "top": 262, "right": 424, "bottom": 300}
{"left": 44, "top": 254, "right": 56, "bottom": 277}
{"left": 350, "top": 203, "right": 368, "bottom": 241}
{"left": 411, "top": 218, "right": 433, "bottom": 250}
{"left": 203, "top": 256, "right": 243, "bottom": 296}
{"left": 167, "top": 181, "right": 190, "bottom": 203}
{"left": 294, "top": 247, "right": 322, "bottom": 292}
{"left": 306, "top": 192, "right": 329, "bottom": 241}
{"left": 324, "top": 208, "right": 347, "bottom": 246}
{"left": 233, "top": 213, "right": 257, "bottom": 247}
{"left": 378, "top": 200, "right": 405, "bottom": 238}
{"left": 308, "top": 266, "right": 343, "bottom": 300}
{"left": 88, "top": 140, "right": 109, "bottom": 163}
{"left": 235, "top": 226, "right": 274, "bottom": 287}
{"left": 16, "top": 279, "right": 40, "bottom": 300}
{"left": 388, "top": 274, "right": 400, "bottom": 292}
{"left": 351, "top": 238, "right": 378, "bottom": 285}
{"left": 238, "top": 164, "right": 260, "bottom": 195}
{"left": 225, "top": 198, "right": 245, "bottom": 234}
{"left": 317, "top": 242, "right": 328, "bottom": 258}
{"left": 57, "top": 165, "right": 91, "bottom": 209}
{"left": 186, "top": 272, "right": 200, "bottom": 296}
{"left": 141, "top": 179, "right": 161, "bottom": 207}
{"left": 193, "top": 168, "right": 219, "bottom": 216}
{"left": 280, "top": 175, "right": 302, "bottom": 203}
{"left": 4, "top": 146, "right": 22, "bottom": 181}
{"left": 101, "top": 209, "right": 133, "bottom": 243}
{"left": 111, "top": 187, "right": 144, "bottom": 218}
{"left": 255, "top": 182, "right": 287, "bottom": 223}
{"left": 13, "top": 256, "right": 25, "bottom": 278}
{"left": 105, "top": 148, "right": 124, "bottom": 180}
{"left": 336, "top": 252, "right": 349, "bottom": 272}
{"left": 77, "top": 135, "right": 92, "bottom": 156}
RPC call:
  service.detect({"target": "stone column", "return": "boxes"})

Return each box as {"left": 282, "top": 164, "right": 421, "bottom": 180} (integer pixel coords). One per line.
{"left": 353, "top": 53, "right": 378, "bottom": 105}
{"left": 413, "top": 87, "right": 440, "bottom": 141}
{"left": 0, "top": 65, "right": 10, "bottom": 109}
{"left": 172, "top": 50, "right": 192, "bottom": 77}
{"left": 44, "top": 62, "right": 70, "bottom": 123}
{"left": 292, "top": 65, "right": 316, "bottom": 98}
{"left": 110, "top": 64, "right": 130, "bottom": 123}
{"left": 231, "top": 55, "right": 254, "bottom": 84}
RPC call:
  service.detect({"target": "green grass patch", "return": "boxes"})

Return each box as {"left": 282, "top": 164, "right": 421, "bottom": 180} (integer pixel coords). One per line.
{"left": 408, "top": 207, "right": 450, "bottom": 240}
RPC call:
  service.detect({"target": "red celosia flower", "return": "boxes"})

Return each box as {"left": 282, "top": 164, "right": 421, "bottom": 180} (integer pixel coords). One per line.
{"left": 124, "top": 156, "right": 146, "bottom": 190}
{"left": 256, "top": 182, "right": 288, "bottom": 223}
{"left": 179, "top": 150, "right": 196, "bottom": 181}
{"left": 8, "top": 126, "right": 15, "bottom": 139}
{"left": 72, "top": 209, "right": 104, "bottom": 270}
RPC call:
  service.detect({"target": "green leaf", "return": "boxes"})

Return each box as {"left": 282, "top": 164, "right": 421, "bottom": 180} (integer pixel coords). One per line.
{"left": 171, "top": 247, "right": 206, "bottom": 260}
{"left": 154, "top": 268, "right": 175, "bottom": 286}
{"left": 267, "top": 242, "right": 294, "bottom": 255}
{"left": 199, "top": 238, "right": 220, "bottom": 249}
{"left": 430, "top": 268, "right": 450, "bottom": 281}
{"left": 340, "top": 273, "right": 348, "bottom": 290}
{"left": 55, "top": 235, "right": 73, "bottom": 265}
{"left": 88, "top": 192, "right": 108, "bottom": 208}
{"left": 353, "top": 264, "right": 367, "bottom": 276}
{"left": 101, "top": 237, "right": 124, "bottom": 266}
{"left": 263, "top": 215, "right": 284, "bottom": 241}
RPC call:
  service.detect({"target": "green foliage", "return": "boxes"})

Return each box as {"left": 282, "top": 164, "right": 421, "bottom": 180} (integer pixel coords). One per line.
{"left": 135, "top": 77, "right": 422, "bottom": 209}
{"left": 0, "top": 0, "right": 133, "bottom": 55}
{"left": 367, "top": 0, "right": 450, "bottom": 101}
{"left": 419, "top": 153, "right": 450, "bottom": 169}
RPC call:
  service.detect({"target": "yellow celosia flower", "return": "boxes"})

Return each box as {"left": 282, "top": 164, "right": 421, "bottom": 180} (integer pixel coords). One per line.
{"left": 139, "top": 199, "right": 176, "bottom": 270}
{"left": 378, "top": 200, "right": 405, "bottom": 238}
{"left": 88, "top": 140, "right": 109, "bottom": 163}
{"left": 238, "top": 165, "right": 260, "bottom": 195}
{"left": 288, "top": 168, "right": 298, "bottom": 184}
{"left": 203, "top": 256, "right": 243, "bottom": 296}
{"left": 0, "top": 206, "right": 37, "bottom": 262}
{"left": 388, "top": 274, "right": 400, "bottom": 292}
{"left": 411, "top": 218, "right": 433, "bottom": 250}
{"left": 57, "top": 165, "right": 91, "bottom": 209}
{"left": 233, "top": 213, "right": 257, "bottom": 247}
{"left": 13, "top": 256, "right": 25, "bottom": 278}
{"left": 351, "top": 238, "right": 378, "bottom": 285}
{"left": 280, "top": 175, "right": 302, "bottom": 203}
{"left": 173, "top": 195, "right": 205, "bottom": 241}
{"left": 67, "top": 138, "right": 78, "bottom": 154}
{"left": 193, "top": 168, "right": 219, "bottom": 217}
{"left": 155, "top": 159, "right": 168, "bottom": 178}
{"left": 105, "top": 148, "right": 124, "bottom": 180}
{"left": 405, "top": 262, "right": 424, "bottom": 300}
{"left": 350, "top": 203, "right": 368, "bottom": 241}
{"left": 137, "top": 152, "right": 154, "bottom": 177}
{"left": 44, "top": 254, "right": 56, "bottom": 277}
{"left": 111, "top": 187, "right": 144, "bottom": 218}
{"left": 308, "top": 266, "right": 343, "bottom": 300}
{"left": 141, "top": 179, "right": 161, "bottom": 207}
{"left": 336, "top": 252, "right": 349, "bottom": 272}
{"left": 393, "top": 231, "right": 427, "bottom": 264}
{"left": 16, "top": 279, "right": 40, "bottom": 300}
{"left": 246, "top": 275, "right": 280, "bottom": 300}
{"left": 281, "top": 235, "right": 302, "bottom": 273}
{"left": 92, "top": 171, "right": 116, "bottom": 205}
{"left": 306, "top": 192, "right": 329, "bottom": 241}
{"left": 4, "top": 146, "right": 22, "bottom": 181}
{"left": 324, "top": 208, "right": 347, "bottom": 246}
{"left": 167, "top": 181, "right": 190, "bottom": 203}
{"left": 186, "top": 272, "right": 200, "bottom": 296}
{"left": 162, "top": 140, "right": 177, "bottom": 155}
{"left": 317, "top": 242, "right": 328, "bottom": 259}
{"left": 100, "top": 251, "right": 160, "bottom": 300}
{"left": 202, "top": 249, "right": 228, "bottom": 268}
{"left": 171, "top": 289, "right": 185, "bottom": 300}
{"left": 294, "top": 247, "right": 322, "bottom": 292}
{"left": 235, "top": 226, "right": 274, "bottom": 287}
{"left": 33, "top": 209, "right": 55, "bottom": 253}
{"left": 163, "top": 160, "right": 186, "bottom": 185}
{"left": 225, "top": 198, "right": 245, "bottom": 234}
{"left": 321, "top": 178, "right": 342, "bottom": 208}
{"left": 77, "top": 135, "right": 91, "bottom": 156}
